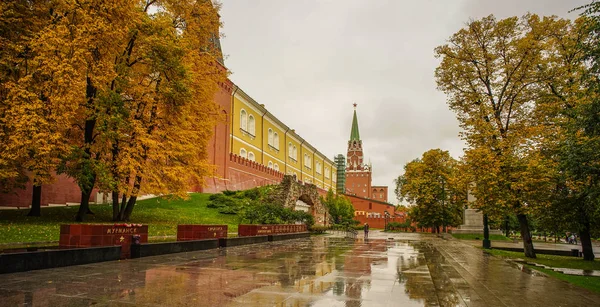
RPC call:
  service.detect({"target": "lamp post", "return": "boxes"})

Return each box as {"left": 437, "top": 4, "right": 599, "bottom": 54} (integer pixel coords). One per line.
{"left": 483, "top": 213, "right": 491, "bottom": 249}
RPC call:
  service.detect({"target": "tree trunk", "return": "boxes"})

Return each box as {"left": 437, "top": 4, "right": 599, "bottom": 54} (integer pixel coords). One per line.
{"left": 76, "top": 77, "right": 97, "bottom": 222}
{"left": 76, "top": 189, "right": 93, "bottom": 222}
{"left": 112, "top": 191, "right": 120, "bottom": 221}
{"left": 122, "top": 195, "right": 137, "bottom": 221}
{"left": 517, "top": 214, "right": 536, "bottom": 258}
{"left": 580, "top": 222, "right": 595, "bottom": 261}
{"left": 27, "top": 185, "right": 42, "bottom": 217}
{"left": 504, "top": 216, "right": 510, "bottom": 237}
{"left": 119, "top": 175, "right": 142, "bottom": 221}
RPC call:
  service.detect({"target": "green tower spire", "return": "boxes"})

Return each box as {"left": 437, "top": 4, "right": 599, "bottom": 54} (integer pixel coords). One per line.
{"left": 350, "top": 103, "right": 360, "bottom": 141}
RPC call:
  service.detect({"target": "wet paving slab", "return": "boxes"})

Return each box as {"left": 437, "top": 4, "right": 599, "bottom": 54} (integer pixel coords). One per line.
{"left": 1, "top": 232, "right": 599, "bottom": 306}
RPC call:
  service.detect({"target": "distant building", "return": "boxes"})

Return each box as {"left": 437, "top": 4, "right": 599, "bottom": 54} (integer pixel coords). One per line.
{"left": 342, "top": 104, "right": 398, "bottom": 228}
{"left": 344, "top": 104, "right": 388, "bottom": 202}
{"left": 334, "top": 154, "right": 346, "bottom": 194}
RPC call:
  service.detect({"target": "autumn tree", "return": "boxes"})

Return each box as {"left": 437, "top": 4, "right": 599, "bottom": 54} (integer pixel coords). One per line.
{"left": 395, "top": 149, "right": 465, "bottom": 233}
{"left": 322, "top": 189, "right": 355, "bottom": 226}
{"left": 40, "top": 0, "right": 226, "bottom": 221}
{"left": 434, "top": 14, "right": 584, "bottom": 257}
{"left": 530, "top": 1, "right": 600, "bottom": 260}
{"left": 38, "top": 0, "right": 139, "bottom": 221}
{"left": 0, "top": 1, "right": 90, "bottom": 216}
{"left": 106, "top": 0, "right": 226, "bottom": 221}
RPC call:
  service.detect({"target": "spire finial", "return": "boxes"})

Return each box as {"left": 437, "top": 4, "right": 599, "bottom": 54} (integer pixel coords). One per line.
{"left": 350, "top": 103, "right": 360, "bottom": 141}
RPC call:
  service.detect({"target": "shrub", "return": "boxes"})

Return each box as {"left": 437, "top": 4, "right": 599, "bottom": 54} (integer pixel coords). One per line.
{"left": 222, "top": 190, "right": 238, "bottom": 196}
{"left": 207, "top": 194, "right": 243, "bottom": 214}
{"left": 240, "top": 203, "right": 313, "bottom": 226}
{"left": 309, "top": 225, "right": 329, "bottom": 234}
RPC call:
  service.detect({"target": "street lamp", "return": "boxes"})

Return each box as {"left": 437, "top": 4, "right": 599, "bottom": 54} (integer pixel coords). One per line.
{"left": 483, "top": 213, "right": 491, "bottom": 249}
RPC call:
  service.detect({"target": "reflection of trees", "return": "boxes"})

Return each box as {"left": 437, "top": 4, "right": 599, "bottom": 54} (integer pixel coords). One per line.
{"left": 398, "top": 242, "right": 461, "bottom": 306}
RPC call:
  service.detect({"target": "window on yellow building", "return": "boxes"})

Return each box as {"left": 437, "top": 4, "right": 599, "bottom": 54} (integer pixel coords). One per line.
{"left": 268, "top": 129, "right": 273, "bottom": 146}
{"left": 240, "top": 148, "right": 247, "bottom": 158}
{"left": 293, "top": 146, "right": 297, "bottom": 160}
{"left": 240, "top": 109, "right": 248, "bottom": 131}
{"left": 248, "top": 115, "right": 255, "bottom": 135}
{"left": 268, "top": 161, "right": 273, "bottom": 168}
{"left": 273, "top": 132, "right": 279, "bottom": 149}
{"left": 274, "top": 164, "right": 279, "bottom": 171}
{"left": 248, "top": 151, "right": 255, "bottom": 161}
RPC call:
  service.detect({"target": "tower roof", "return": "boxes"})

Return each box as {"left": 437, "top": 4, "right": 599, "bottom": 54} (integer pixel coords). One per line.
{"left": 350, "top": 103, "right": 360, "bottom": 141}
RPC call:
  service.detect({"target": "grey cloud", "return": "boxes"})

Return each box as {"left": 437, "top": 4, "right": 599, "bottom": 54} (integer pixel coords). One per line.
{"left": 220, "top": 0, "right": 589, "bottom": 202}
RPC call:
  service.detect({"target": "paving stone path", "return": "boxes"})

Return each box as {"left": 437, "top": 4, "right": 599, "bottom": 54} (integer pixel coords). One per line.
{"left": 0, "top": 231, "right": 599, "bottom": 306}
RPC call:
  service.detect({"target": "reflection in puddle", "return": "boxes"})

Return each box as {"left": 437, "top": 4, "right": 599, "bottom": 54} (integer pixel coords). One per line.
{"left": 0, "top": 237, "right": 461, "bottom": 306}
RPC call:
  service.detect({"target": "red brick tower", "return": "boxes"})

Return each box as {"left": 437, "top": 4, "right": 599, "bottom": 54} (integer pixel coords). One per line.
{"left": 345, "top": 104, "right": 372, "bottom": 198}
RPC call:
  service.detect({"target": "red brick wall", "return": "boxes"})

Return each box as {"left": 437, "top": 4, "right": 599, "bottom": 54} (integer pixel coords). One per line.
{"left": 345, "top": 194, "right": 395, "bottom": 216}
{"left": 222, "top": 153, "right": 284, "bottom": 191}
{"left": 354, "top": 214, "right": 405, "bottom": 229}
{"left": 0, "top": 174, "right": 97, "bottom": 208}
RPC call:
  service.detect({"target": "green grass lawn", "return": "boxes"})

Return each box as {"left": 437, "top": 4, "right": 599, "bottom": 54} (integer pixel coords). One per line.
{"left": 530, "top": 266, "right": 600, "bottom": 294}
{"left": 452, "top": 233, "right": 512, "bottom": 241}
{"left": 484, "top": 248, "right": 600, "bottom": 294}
{"left": 484, "top": 248, "right": 600, "bottom": 271}
{"left": 0, "top": 193, "right": 240, "bottom": 246}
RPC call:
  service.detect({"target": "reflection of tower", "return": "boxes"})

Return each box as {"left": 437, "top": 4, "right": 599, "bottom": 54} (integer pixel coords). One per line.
{"left": 345, "top": 104, "right": 372, "bottom": 198}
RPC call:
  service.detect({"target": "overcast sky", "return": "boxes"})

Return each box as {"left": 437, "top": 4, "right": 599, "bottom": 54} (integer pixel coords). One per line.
{"left": 219, "top": 0, "right": 588, "bottom": 203}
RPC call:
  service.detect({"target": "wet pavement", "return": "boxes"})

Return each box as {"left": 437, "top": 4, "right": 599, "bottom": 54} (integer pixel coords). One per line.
{"left": 1, "top": 231, "right": 599, "bottom": 306}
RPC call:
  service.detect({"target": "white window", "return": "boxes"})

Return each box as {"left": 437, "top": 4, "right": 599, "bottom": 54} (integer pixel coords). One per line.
{"left": 248, "top": 151, "right": 255, "bottom": 161}
{"left": 268, "top": 161, "right": 273, "bottom": 168}
{"left": 273, "top": 132, "right": 279, "bottom": 149}
{"left": 274, "top": 164, "right": 279, "bottom": 171}
{"left": 293, "top": 146, "right": 297, "bottom": 160}
{"left": 240, "top": 148, "right": 247, "bottom": 158}
{"left": 248, "top": 115, "right": 255, "bottom": 135}
{"left": 268, "top": 129, "right": 273, "bottom": 146}
{"left": 325, "top": 167, "right": 330, "bottom": 178}
{"left": 240, "top": 109, "right": 248, "bottom": 131}
{"left": 288, "top": 143, "right": 293, "bottom": 158}
{"left": 316, "top": 161, "right": 321, "bottom": 174}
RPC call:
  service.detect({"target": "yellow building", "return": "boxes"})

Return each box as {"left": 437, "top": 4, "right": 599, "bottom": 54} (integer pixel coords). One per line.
{"left": 230, "top": 86, "right": 336, "bottom": 192}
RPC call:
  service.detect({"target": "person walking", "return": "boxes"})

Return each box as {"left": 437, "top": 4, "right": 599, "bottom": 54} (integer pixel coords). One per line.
{"left": 364, "top": 223, "right": 369, "bottom": 239}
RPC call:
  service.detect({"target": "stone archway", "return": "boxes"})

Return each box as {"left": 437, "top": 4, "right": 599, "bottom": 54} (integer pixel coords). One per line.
{"left": 266, "top": 175, "right": 326, "bottom": 225}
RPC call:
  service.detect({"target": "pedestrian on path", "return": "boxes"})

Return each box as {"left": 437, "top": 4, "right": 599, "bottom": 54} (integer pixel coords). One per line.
{"left": 364, "top": 223, "right": 369, "bottom": 239}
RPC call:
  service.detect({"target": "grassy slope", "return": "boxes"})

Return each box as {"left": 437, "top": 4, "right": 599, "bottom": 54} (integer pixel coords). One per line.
{"left": 452, "top": 233, "right": 512, "bottom": 241}
{"left": 484, "top": 248, "right": 600, "bottom": 294}
{"left": 0, "top": 193, "right": 240, "bottom": 245}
